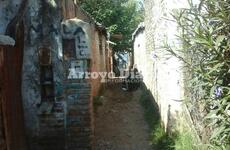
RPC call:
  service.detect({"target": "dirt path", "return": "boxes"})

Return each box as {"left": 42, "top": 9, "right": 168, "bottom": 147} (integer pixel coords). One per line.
{"left": 94, "top": 84, "right": 152, "bottom": 150}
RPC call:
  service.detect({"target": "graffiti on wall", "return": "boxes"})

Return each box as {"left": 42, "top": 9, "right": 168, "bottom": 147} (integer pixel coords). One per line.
{"left": 62, "top": 18, "right": 91, "bottom": 80}
{"left": 62, "top": 18, "right": 91, "bottom": 59}
{"left": 75, "top": 28, "right": 89, "bottom": 59}
{"left": 68, "top": 60, "right": 85, "bottom": 79}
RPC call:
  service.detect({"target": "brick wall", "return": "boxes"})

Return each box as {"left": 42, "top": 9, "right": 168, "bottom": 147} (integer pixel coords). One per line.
{"left": 20, "top": 1, "right": 108, "bottom": 149}
{"left": 74, "top": 3, "right": 108, "bottom": 97}
{"left": 0, "top": 1, "right": 109, "bottom": 149}
{"left": 65, "top": 82, "right": 93, "bottom": 149}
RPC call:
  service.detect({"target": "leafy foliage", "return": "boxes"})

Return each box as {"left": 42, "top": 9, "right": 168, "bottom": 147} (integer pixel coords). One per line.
{"left": 78, "top": 0, "right": 144, "bottom": 52}
{"left": 166, "top": 0, "right": 230, "bottom": 149}
{"left": 174, "top": 131, "right": 199, "bottom": 150}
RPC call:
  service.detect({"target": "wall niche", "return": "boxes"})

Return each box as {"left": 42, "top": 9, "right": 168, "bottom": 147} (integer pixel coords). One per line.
{"left": 63, "top": 39, "right": 76, "bottom": 60}
{"left": 38, "top": 48, "right": 55, "bottom": 103}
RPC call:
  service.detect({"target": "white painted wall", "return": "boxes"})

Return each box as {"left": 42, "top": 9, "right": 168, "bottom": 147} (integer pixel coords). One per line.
{"left": 133, "top": 29, "right": 148, "bottom": 84}
{"left": 134, "top": 0, "right": 200, "bottom": 130}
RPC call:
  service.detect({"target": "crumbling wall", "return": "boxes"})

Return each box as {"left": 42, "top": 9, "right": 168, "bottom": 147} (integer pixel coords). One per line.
{"left": 0, "top": 0, "right": 21, "bottom": 34}
{"left": 62, "top": 18, "right": 94, "bottom": 149}
{"left": 21, "top": 1, "right": 65, "bottom": 149}
{"left": 21, "top": 0, "right": 107, "bottom": 149}
{"left": 0, "top": 1, "right": 107, "bottom": 149}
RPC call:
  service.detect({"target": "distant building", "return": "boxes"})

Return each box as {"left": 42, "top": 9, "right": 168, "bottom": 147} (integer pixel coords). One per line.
{"left": 115, "top": 52, "right": 130, "bottom": 70}
{"left": 132, "top": 22, "right": 147, "bottom": 82}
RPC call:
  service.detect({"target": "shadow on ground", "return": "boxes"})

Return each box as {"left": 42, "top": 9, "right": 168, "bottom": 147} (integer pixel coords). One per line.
{"left": 94, "top": 83, "right": 152, "bottom": 150}
{"left": 94, "top": 83, "right": 176, "bottom": 150}
{"left": 139, "top": 83, "right": 176, "bottom": 150}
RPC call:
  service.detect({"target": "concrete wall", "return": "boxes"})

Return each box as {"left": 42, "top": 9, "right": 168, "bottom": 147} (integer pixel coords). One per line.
{"left": 0, "top": 0, "right": 21, "bottom": 34}
{"left": 134, "top": 0, "right": 199, "bottom": 132}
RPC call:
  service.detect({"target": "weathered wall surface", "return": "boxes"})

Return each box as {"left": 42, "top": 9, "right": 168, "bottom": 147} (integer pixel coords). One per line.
{"left": 0, "top": 1, "right": 28, "bottom": 149}
{"left": 74, "top": 4, "right": 109, "bottom": 97}
{"left": 143, "top": 0, "right": 178, "bottom": 130}
{"left": 20, "top": 0, "right": 108, "bottom": 150}
{"left": 22, "top": 1, "right": 65, "bottom": 149}
{"left": 0, "top": 0, "right": 109, "bottom": 149}
{"left": 91, "top": 30, "right": 108, "bottom": 97}
{"left": 0, "top": 0, "right": 21, "bottom": 34}
{"left": 139, "top": 0, "right": 199, "bottom": 133}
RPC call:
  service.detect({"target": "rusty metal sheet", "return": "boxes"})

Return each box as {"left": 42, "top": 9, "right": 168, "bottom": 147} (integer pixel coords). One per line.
{"left": 1, "top": 22, "right": 26, "bottom": 150}
{"left": 0, "top": 46, "right": 7, "bottom": 150}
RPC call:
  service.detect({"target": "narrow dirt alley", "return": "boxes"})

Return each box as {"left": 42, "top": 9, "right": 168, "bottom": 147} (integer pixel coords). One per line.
{"left": 94, "top": 83, "right": 152, "bottom": 150}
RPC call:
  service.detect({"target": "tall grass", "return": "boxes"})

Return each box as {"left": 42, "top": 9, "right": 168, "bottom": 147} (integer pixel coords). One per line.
{"left": 139, "top": 85, "right": 199, "bottom": 150}
{"left": 139, "top": 85, "right": 174, "bottom": 149}
{"left": 174, "top": 131, "right": 199, "bottom": 150}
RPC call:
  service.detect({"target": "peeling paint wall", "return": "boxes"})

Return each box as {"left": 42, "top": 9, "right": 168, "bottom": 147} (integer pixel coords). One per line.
{"left": 22, "top": 1, "right": 64, "bottom": 149}
{"left": 0, "top": 0, "right": 21, "bottom": 34}
{"left": 0, "top": 0, "right": 109, "bottom": 149}
{"left": 21, "top": 0, "right": 108, "bottom": 149}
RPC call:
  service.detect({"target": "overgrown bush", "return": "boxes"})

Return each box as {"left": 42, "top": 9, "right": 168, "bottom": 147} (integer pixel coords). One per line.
{"left": 166, "top": 0, "right": 230, "bottom": 149}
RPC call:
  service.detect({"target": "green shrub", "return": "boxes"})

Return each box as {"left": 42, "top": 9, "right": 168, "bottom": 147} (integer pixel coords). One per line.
{"left": 165, "top": 0, "right": 230, "bottom": 149}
